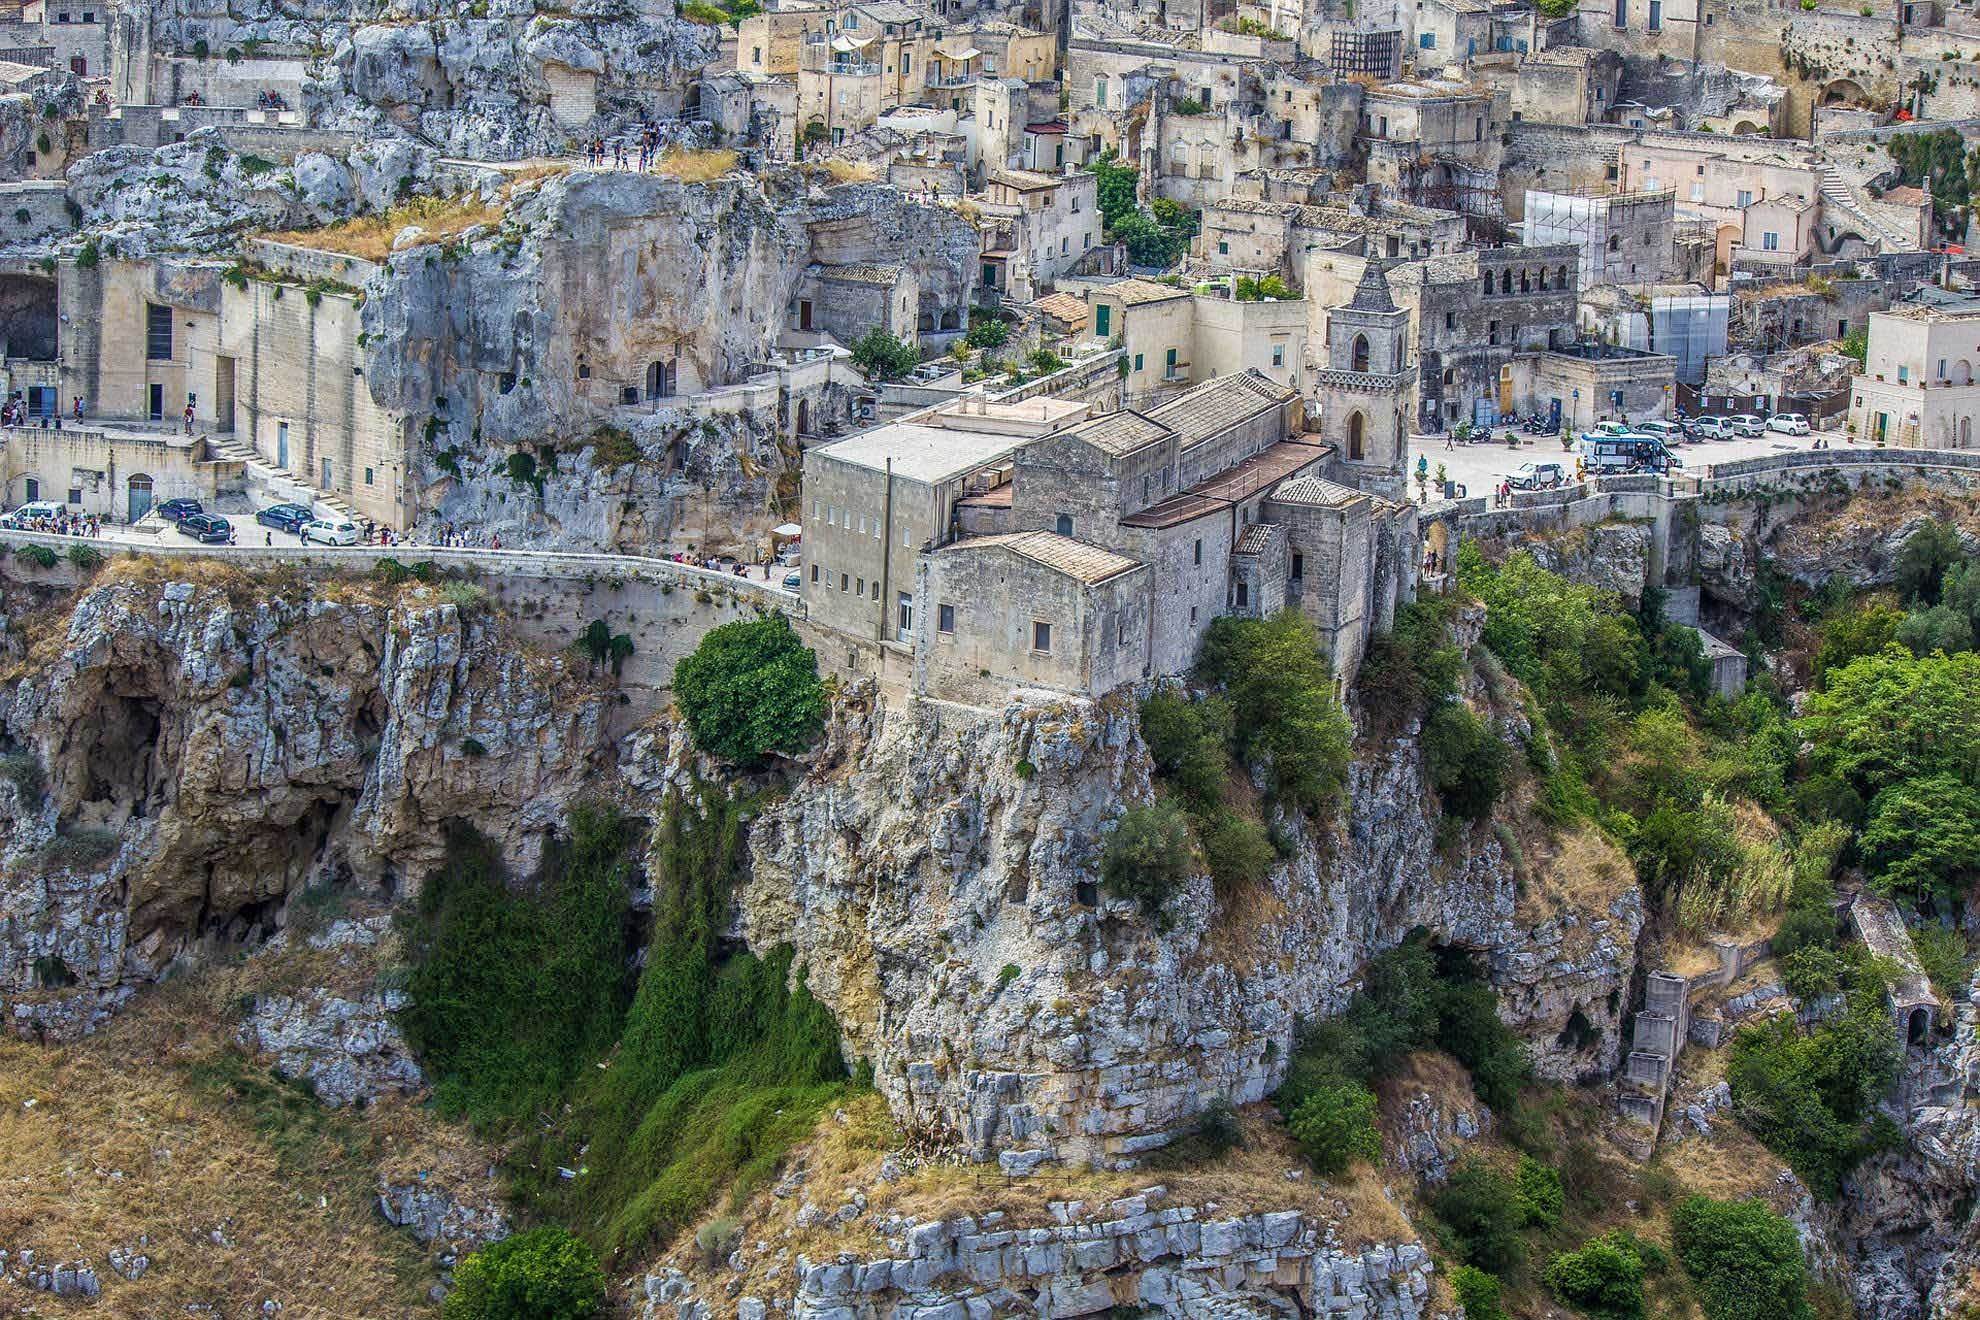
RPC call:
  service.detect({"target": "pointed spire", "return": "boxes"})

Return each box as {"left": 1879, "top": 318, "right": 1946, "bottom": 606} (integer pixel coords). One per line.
{"left": 1344, "top": 257, "right": 1397, "bottom": 314}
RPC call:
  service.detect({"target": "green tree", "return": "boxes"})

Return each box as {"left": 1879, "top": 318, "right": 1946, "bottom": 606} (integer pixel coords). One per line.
{"left": 1544, "top": 1233, "right": 1647, "bottom": 1320}
{"left": 1286, "top": 1081, "right": 1382, "bottom": 1175}
{"left": 1197, "top": 612, "right": 1353, "bottom": 815}
{"left": 1897, "top": 603, "right": 1975, "bottom": 656}
{"left": 444, "top": 1227, "right": 605, "bottom": 1320}
{"left": 1100, "top": 799, "right": 1196, "bottom": 918}
{"left": 1897, "top": 518, "right": 1968, "bottom": 605}
{"left": 1086, "top": 152, "right": 1139, "bottom": 228}
{"left": 1423, "top": 701, "right": 1510, "bottom": 821}
{"left": 1859, "top": 773, "right": 1980, "bottom": 908}
{"left": 1139, "top": 690, "right": 1234, "bottom": 807}
{"left": 673, "top": 615, "right": 826, "bottom": 764}
{"left": 1813, "top": 600, "right": 1904, "bottom": 683}
{"left": 1434, "top": 1159, "right": 1525, "bottom": 1275}
{"left": 1451, "top": 1266, "right": 1509, "bottom": 1320}
{"left": 1514, "top": 1154, "right": 1564, "bottom": 1229}
{"left": 1671, "top": 1197, "right": 1813, "bottom": 1320}
{"left": 1797, "top": 648, "right": 1980, "bottom": 797}
{"left": 849, "top": 327, "right": 920, "bottom": 381}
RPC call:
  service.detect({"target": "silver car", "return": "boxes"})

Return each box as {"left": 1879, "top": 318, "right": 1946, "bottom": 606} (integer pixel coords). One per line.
{"left": 1726, "top": 413, "right": 1767, "bottom": 438}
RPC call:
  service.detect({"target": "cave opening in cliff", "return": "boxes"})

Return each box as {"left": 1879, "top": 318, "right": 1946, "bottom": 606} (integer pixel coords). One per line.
{"left": 76, "top": 688, "right": 161, "bottom": 823}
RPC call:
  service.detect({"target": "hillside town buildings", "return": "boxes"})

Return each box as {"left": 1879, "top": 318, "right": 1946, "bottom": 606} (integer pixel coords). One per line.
{"left": 0, "top": 0, "right": 1976, "bottom": 709}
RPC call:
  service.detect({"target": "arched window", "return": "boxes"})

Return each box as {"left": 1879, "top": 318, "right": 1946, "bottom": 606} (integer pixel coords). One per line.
{"left": 1481, "top": 273, "right": 1493, "bottom": 296}
{"left": 1520, "top": 272, "right": 1531, "bottom": 293}
{"left": 646, "top": 360, "right": 675, "bottom": 400}
{"left": 1557, "top": 265, "right": 1569, "bottom": 287}
{"left": 1499, "top": 270, "right": 1512, "bottom": 294}
{"left": 1055, "top": 513, "right": 1073, "bottom": 536}
{"left": 1348, "top": 411, "right": 1366, "bottom": 460}
{"left": 1351, "top": 333, "right": 1370, "bottom": 372}
{"left": 1537, "top": 268, "right": 1548, "bottom": 290}
{"left": 1606, "top": 235, "right": 1620, "bottom": 252}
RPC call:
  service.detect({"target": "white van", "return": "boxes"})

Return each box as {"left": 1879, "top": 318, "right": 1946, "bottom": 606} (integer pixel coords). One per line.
{"left": 7, "top": 500, "right": 66, "bottom": 524}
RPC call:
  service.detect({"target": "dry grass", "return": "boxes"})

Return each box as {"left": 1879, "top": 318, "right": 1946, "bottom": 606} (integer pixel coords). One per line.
{"left": 0, "top": 967, "right": 482, "bottom": 1317}
{"left": 1514, "top": 824, "right": 1634, "bottom": 932}
{"left": 818, "top": 158, "right": 878, "bottom": 184}
{"left": 656, "top": 149, "right": 738, "bottom": 183}
{"left": 261, "top": 193, "right": 503, "bottom": 261}
{"left": 660, "top": 1094, "right": 1419, "bottom": 1304}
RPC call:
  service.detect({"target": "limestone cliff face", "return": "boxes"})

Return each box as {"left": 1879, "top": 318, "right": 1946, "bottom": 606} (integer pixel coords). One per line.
{"left": 116, "top": 0, "right": 717, "bottom": 159}
{"left": 360, "top": 171, "right": 976, "bottom": 552}
{"left": 0, "top": 570, "right": 612, "bottom": 1040}
{"left": 743, "top": 685, "right": 1643, "bottom": 1168}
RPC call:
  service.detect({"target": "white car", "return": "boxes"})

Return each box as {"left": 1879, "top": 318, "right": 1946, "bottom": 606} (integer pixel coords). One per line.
{"left": 301, "top": 517, "right": 360, "bottom": 546}
{"left": 1632, "top": 420, "right": 1687, "bottom": 444}
{"left": 1765, "top": 412, "right": 1810, "bottom": 436}
{"left": 8, "top": 500, "right": 66, "bottom": 523}
{"left": 1725, "top": 413, "right": 1767, "bottom": 438}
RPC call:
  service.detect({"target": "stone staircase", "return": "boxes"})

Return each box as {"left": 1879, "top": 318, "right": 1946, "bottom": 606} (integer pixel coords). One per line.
{"left": 205, "top": 432, "right": 358, "bottom": 521}
{"left": 1817, "top": 161, "right": 1921, "bottom": 253}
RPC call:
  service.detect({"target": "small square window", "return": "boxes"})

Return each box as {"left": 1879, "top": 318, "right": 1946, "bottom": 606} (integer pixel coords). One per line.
{"left": 1032, "top": 620, "right": 1052, "bottom": 652}
{"left": 66, "top": 487, "right": 80, "bottom": 504}
{"left": 938, "top": 603, "right": 955, "bottom": 633}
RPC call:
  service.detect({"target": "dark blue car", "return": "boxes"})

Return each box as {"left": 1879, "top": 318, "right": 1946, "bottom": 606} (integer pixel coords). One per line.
{"left": 155, "top": 497, "right": 203, "bottom": 523}
{"left": 255, "top": 503, "right": 312, "bottom": 533}
{"left": 175, "top": 513, "right": 234, "bottom": 544}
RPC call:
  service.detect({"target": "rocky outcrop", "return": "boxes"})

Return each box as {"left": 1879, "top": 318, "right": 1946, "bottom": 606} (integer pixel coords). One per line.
{"left": 240, "top": 985, "right": 424, "bottom": 1108}
{"left": 1827, "top": 973, "right": 1980, "bottom": 1319}
{"left": 0, "top": 571, "right": 613, "bottom": 1040}
{"left": 1521, "top": 520, "right": 1655, "bottom": 607}
{"left": 643, "top": 1195, "right": 1437, "bottom": 1320}
{"left": 744, "top": 684, "right": 1641, "bottom": 1167}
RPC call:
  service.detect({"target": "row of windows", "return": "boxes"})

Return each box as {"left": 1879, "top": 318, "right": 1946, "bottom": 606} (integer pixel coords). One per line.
{"left": 812, "top": 499, "right": 913, "bottom": 546}
{"left": 1479, "top": 266, "right": 1568, "bottom": 297}
{"left": 811, "top": 561, "right": 885, "bottom": 600}
{"left": 931, "top": 603, "right": 1053, "bottom": 652}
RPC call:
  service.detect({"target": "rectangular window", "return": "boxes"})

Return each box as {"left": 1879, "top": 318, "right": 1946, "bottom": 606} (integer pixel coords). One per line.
{"left": 1165, "top": 347, "right": 1178, "bottom": 376}
{"left": 840, "top": 572, "right": 849, "bottom": 591}
{"left": 1095, "top": 304, "right": 1111, "bottom": 337}
{"left": 145, "top": 303, "right": 173, "bottom": 361}
{"left": 938, "top": 603, "right": 955, "bottom": 634}
{"left": 1271, "top": 344, "right": 1285, "bottom": 368}
{"left": 1133, "top": 353, "right": 1143, "bottom": 371}
{"left": 1032, "top": 620, "right": 1051, "bottom": 653}
{"left": 1291, "top": 553, "right": 1304, "bottom": 579}
{"left": 1736, "top": 189, "right": 1753, "bottom": 207}
{"left": 1420, "top": 32, "right": 1435, "bottom": 47}
{"left": 1489, "top": 320, "right": 1500, "bottom": 345}
{"left": 855, "top": 576, "right": 865, "bottom": 595}
{"left": 811, "top": 564, "right": 820, "bottom": 582}
{"left": 1193, "top": 538, "right": 1202, "bottom": 565}
{"left": 67, "top": 487, "right": 80, "bottom": 505}
{"left": 1614, "top": 0, "right": 1626, "bottom": 25}
{"left": 1940, "top": 359, "right": 1948, "bottom": 378}
{"left": 1899, "top": 365, "right": 1910, "bottom": 384}
{"left": 1235, "top": 582, "right": 1249, "bottom": 608}
{"left": 871, "top": 581, "right": 879, "bottom": 600}
{"left": 1649, "top": 0, "right": 1661, "bottom": 29}
{"left": 1218, "top": 240, "right": 1229, "bottom": 255}
{"left": 1761, "top": 231, "right": 1780, "bottom": 251}
{"left": 364, "top": 467, "right": 374, "bottom": 485}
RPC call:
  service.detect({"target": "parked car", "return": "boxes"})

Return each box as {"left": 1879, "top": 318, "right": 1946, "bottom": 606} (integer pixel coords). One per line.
{"left": 1508, "top": 461, "right": 1568, "bottom": 490}
{"left": 1687, "top": 415, "right": 1734, "bottom": 441}
{"left": 781, "top": 570, "right": 802, "bottom": 591}
{"left": 1581, "top": 434, "right": 1682, "bottom": 474}
{"left": 1632, "top": 420, "right": 1687, "bottom": 445}
{"left": 1765, "top": 412, "right": 1811, "bottom": 436}
{"left": 255, "top": 503, "right": 313, "bottom": 533}
{"left": 301, "top": 517, "right": 360, "bottom": 546}
{"left": 155, "top": 497, "right": 203, "bottom": 523}
{"left": 1726, "top": 413, "right": 1767, "bottom": 437}
{"left": 176, "top": 513, "right": 233, "bottom": 544}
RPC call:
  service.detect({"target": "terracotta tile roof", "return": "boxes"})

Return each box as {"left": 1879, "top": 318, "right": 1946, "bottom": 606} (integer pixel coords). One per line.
{"left": 1233, "top": 522, "right": 1281, "bottom": 555}
{"left": 1119, "top": 437, "right": 1329, "bottom": 528}
{"left": 1102, "top": 277, "right": 1191, "bottom": 307}
{"left": 1271, "top": 474, "right": 1369, "bottom": 507}
{"left": 1031, "top": 291, "right": 1089, "bottom": 328}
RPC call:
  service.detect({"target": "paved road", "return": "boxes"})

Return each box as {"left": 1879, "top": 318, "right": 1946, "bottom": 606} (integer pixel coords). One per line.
{"left": 1409, "top": 423, "right": 1856, "bottom": 502}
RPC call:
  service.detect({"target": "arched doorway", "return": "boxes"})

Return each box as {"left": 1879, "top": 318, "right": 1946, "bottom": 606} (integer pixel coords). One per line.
{"left": 127, "top": 474, "right": 153, "bottom": 521}
{"left": 1426, "top": 520, "right": 1451, "bottom": 574}
{"left": 795, "top": 398, "right": 811, "bottom": 437}
{"left": 1351, "top": 334, "right": 1370, "bottom": 372}
{"left": 646, "top": 359, "right": 676, "bottom": 401}
{"left": 1909, "top": 1006, "right": 1932, "bottom": 1045}
{"left": 1822, "top": 78, "right": 1867, "bottom": 106}
{"left": 1347, "top": 411, "right": 1366, "bottom": 460}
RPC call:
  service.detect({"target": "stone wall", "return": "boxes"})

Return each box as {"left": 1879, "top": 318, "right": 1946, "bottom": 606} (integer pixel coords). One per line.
{"left": 645, "top": 1197, "right": 1438, "bottom": 1320}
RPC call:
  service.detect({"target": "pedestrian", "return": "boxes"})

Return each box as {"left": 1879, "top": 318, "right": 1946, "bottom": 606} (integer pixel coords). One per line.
{"left": 183, "top": 401, "right": 195, "bottom": 435}
{"left": 72, "top": 396, "right": 82, "bottom": 422}
{"left": 265, "top": 530, "right": 273, "bottom": 546}
{"left": 491, "top": 532, "right": 501, "bottom": 550}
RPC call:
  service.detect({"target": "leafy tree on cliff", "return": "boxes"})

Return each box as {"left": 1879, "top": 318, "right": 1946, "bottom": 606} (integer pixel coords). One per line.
{"left": 1671, "top": 1197, "right": 1813, "bottom": 1320}
{"left": 673, "top": 614, "right": 826, "bottom": 764}
{"left": 849, "top": 327, "right": 920, "bottom": 381}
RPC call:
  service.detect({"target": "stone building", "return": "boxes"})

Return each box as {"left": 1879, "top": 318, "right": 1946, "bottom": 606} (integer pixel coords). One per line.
{"left": 1382, "top": 244, "right": 1581, "bottom": 430}
{"left": 1848, "top": 289, "right": 1980, "bottom": 448}
{"left": 1082, "top": 278, "right": 1308, "bottom": 406}
{"left": 809, "top": 370, "right": 1423, "bottom": 705}
{"left": 1522, "top": 187, "right": 1676, "bottom": 286}
{"left": 1516, "top": 342, "right": 1679, "bottom": 431}
{"left": 974, "top": 168, "right": 1101, "bottom": 299}
{"left": 1315, "top": 260, "right": 1412, "bottom": 500}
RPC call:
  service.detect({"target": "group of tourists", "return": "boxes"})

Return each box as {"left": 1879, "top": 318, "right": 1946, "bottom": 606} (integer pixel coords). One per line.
{"left": 5, "top": 507, "right": 102, "bottom": 537}
{"left": 583, "top": 122, "right": 667, "bottom": 171}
